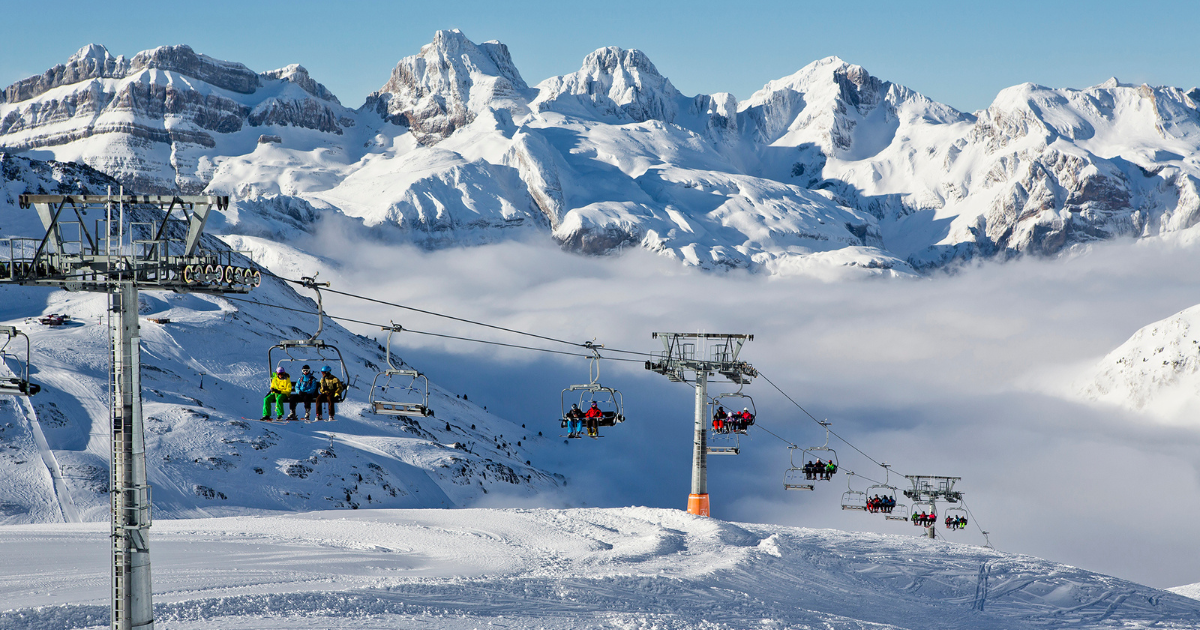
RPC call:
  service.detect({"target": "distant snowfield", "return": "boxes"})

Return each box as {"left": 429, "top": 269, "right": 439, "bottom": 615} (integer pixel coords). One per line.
{"left": 1172, "top": 583, "right": 1200, "bottom": 601}
{"left": 3, "top": 507, "right": 1198, "bottom": 630}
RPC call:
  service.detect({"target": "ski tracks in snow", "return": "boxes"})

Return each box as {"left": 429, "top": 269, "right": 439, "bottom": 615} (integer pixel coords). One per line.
{"left": 16, "top": 396, "right": 79, "bottom": 523}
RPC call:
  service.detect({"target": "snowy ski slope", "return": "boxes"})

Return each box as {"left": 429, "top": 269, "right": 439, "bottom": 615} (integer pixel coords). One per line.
{"left": 2, "top": 507, "right": 1197, "bottom": 629}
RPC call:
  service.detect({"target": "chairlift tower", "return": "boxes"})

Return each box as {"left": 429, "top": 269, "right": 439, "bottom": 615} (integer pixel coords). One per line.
{"left": 646, "top": 333, "right": 755, "bottom": 517}
{"left": 2, "top": 193, "right": 259, "bottom": 630}
{"left": 902, "top": 474, "right": 963, "bottom": 539}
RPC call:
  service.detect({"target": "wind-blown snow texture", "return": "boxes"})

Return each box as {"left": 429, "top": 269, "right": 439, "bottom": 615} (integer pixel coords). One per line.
{"left": 0, "top": 153, "right": 560, "bottom": 524}
{"left": 2, "top": 508, "right": 1197, "bottom": 629}
{"left": 6, "top": 32, "right": 1200, "bottom": 275}
{"left": 1076, "top": 300, "right": 1200, "bottom": 421}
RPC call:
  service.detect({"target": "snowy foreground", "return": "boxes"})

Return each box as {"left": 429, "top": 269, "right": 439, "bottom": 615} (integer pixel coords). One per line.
{"left": 2, "top": 507, "right": 1197, "bottom": 629}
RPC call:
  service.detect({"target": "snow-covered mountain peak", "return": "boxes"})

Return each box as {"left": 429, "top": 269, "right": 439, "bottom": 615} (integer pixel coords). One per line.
{"left": 67, "top": 43, "right": 117, "bottom": 66}
{"left": 127, "top": 44, "right": 261, "bottom": 94}
{"left": 532, "top": 46, "right": 683, "bottom": 123}
{"left": 363, "top": 29, "right": 531, "bottom": 145}
{"left": 739, "top": 56, "right": 966, "bottom": 157}
{"left": 260, "top": 64, "right": 341, "bottom": 104}
{"left": 2, "top": 43, "right": 128, "bottom": 104}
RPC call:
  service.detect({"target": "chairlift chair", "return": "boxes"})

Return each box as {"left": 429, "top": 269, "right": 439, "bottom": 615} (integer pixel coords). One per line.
{"left": 559, "top": 342, "right": 624, "bottom": 436}
{"left": 267, "top": 276, "right": 350, "bottom": 417}
{"left": 783, "top": 446, "right": 813, "bottom": 490}
{"left": 369, "top": 324, "right": 433, "bottom": 417}
{"left": 911, "top": 500, "right": 937, "bottom": 527}
{"left": 840, "top": 472, "right": 868, "bottom": 511}
{"left": 706, "top": 395, "right": 741, "bottom": 455}
{"left": 870, "top": 464, "right": 908, "bottom": 521}
{"left": 799, "top": 421, "right": 839, "bottom": 483}
{"left": 0, "top": 326, "right": 39, "bottom": 396}
{"left": 943, "top": 506, "right": 968, "bottom": 531}
{"left": 711, "top": 385, "right": 756, "bottom": 435}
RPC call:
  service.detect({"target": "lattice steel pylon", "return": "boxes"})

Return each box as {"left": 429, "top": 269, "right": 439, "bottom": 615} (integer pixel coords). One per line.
{"left": 3, "top": 193, "right": 260, "bottom": 630}
{"left": 645, "top": 333, "right": 755, "bottom": 517}
{"left": 902, "top": 475, "right": 963, "bottom": 539}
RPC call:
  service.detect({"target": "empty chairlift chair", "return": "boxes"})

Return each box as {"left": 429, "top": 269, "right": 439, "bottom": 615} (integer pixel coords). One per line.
{"left": 840, "top": 472, "right": 868, "bottom": 511}
{"left": 369, "top": 324, "right": 433, "bottom": 418}
{"left": 783, "top": 446, "right": 813, "bottom": 490}
{"left": 0, "top": 326, "right": 39, "bottom": 396}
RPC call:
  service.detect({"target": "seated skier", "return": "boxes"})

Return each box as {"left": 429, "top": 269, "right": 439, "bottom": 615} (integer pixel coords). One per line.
{"left": 315, "top": 366, "right": 344, "bottom": 420}
{"left": 712, "top": 406, "right": 728, "bottom": 433}
{"left": 287, "top": 365, "right": 319, "bottom": 421}
{"left": 262, "top": 367, "right": 292, "bottom": 421}
{"left": 738, "top": 407, "right": 754, "bottom": 430}
{"left": 584, "top": 401, "right": 603, "bottom": 437}
{"left": 565, "top": 404, "right": 585, "bottom": 437}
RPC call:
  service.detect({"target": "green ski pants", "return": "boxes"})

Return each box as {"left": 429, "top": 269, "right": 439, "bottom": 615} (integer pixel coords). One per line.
{"left": 263, "top": 392, "right": 287, "bottom": 418}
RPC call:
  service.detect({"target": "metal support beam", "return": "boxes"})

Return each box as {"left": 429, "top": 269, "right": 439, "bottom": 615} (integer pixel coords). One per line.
{"left": 2, "top": 194, "right": 251, "bottom": 630}
{"left": 688, "top": 370, "right": 709, "bottom": 516}
{"left": 111, "top": 281, "right": 153, "bottom": 630}
{"left": 647, "top": 333, "right": 754, "bottom": 519}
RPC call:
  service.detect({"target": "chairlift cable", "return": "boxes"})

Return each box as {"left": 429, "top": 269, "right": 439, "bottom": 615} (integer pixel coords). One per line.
{"left": 222, "top": 296, "right": 642, "bottom": 362}
{"left": 757, "top": 370, "right": 900, "bottom": 476}
{"left": 257, "top": 270, "right": 656, "bottom": 357}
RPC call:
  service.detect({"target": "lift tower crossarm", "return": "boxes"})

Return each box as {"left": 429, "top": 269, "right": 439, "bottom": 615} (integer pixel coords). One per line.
{"left": 645, "top": 332, "right": 756, "bottom": 517}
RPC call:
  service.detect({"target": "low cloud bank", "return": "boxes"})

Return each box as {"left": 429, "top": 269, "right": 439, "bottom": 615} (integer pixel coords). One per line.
{"left": 276, "top": 224, "right": 1200, "bottom": 589}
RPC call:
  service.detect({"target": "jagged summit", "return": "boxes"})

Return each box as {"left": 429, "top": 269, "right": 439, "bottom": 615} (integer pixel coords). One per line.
{"left": 532, "top": 46, "right": 683, "bottom": 123}
{"left": 260, "top": 64, "right": 341, "bottom": 104}
{"left": 362, "top": 29, "right": 531, "bottom": 144}
{"left": 0, "top": 43, "right": 358, "bottom": 193}
{"left": 739, "top": 56, "right": 967, "bottom": 155}
{"left": 5, "top": 37, "right": 1200, "bottom": 276}
{"left": 3, "top": 43, "right": 127, "bottom": 103}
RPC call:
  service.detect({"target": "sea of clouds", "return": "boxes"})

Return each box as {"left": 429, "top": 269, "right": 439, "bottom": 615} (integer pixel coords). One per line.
{"left": 245, "top": 219, "right": 1200, "bottom": 590}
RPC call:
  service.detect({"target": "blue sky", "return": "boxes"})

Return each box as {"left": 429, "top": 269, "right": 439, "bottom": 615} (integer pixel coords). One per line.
{"left": 2, "top": 1, "right": 1198, "bottom": 114}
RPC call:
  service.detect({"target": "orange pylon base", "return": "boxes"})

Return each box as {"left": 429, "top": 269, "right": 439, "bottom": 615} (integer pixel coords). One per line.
{"left": 687, "top": 493, "right": 710, "bottom": 517}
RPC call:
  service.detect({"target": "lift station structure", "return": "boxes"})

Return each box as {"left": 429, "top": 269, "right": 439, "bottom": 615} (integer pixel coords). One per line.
{"left": 0, "top": 193, "right": 259, "bottom": 630}
{"left": 903, "top": 474, "right": 963, "bottom": 539}
{"left": 646, "top": 332, "right": 756, "bottom": 517}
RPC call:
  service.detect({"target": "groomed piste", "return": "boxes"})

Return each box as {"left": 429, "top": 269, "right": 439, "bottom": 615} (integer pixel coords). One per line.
{"left": 3, "top": 507, "right": 1198, "bottom": 630}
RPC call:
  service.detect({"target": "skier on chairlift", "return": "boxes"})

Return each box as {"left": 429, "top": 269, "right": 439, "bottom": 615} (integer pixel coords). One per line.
{"left": 315, "top": 365, "right": 344, "bottom": 421}
{"left": 262, "top": 366, "right": 292, "bottom": 421}
{"left": 712, "top": 406, "right": 728, "bottom": 433}
{"left": 287, "top": 365, "right": 319, "bottom": 421}
{"left": 825, "top": 459, "right": 837, "bottom": 480}
{"left": 737, "top": 407, "right": 754, "bottom": 431}
{"left": 565, "top": 403, "right": 585, "bottom": 438}
{"left": 584, "top": 401, "right": 603, "bottom": 437}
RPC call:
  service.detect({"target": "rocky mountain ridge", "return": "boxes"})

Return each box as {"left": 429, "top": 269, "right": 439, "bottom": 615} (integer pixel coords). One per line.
{"left": 3, "top": 32, "right": 1200, "bottom": 275}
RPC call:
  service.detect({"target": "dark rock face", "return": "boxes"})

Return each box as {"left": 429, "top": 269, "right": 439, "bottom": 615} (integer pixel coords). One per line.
{"left": 129, "top": 45, "right": 260, "bottom": 94}
{"left": 248, "top": 98, "right": 344, "bottom": 134}
{"left": 259, "top": 65, "right": 341, "bottom": 105}
{"left": 3, "top": 45, "right": 126, "bottom": 104}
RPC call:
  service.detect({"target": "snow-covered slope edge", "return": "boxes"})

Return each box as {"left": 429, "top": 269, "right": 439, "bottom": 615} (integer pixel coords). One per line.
{"left": 2, "top": 508, "right": 1197, "bottom": 629}
{"left": 0, "top": 154, "right": 562, "bottom": 524}
{"left": 1171, "top": 582, "right": 1200, "bottom": 601}
{"left": 1074, "top": 302, "right": 1200, "bottom": 423}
